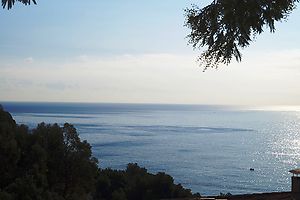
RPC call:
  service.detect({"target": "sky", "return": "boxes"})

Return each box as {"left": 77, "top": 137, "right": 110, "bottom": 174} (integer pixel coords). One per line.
{"left": 1, "top": 0, "right": 300, "bottom": 106}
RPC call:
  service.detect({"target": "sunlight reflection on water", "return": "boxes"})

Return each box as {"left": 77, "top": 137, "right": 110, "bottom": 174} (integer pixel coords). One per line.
{"left": 270, "top": 116, "right": 300, "bottom": 167}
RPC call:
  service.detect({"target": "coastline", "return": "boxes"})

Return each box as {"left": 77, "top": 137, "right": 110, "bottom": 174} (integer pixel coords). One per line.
{"left": 166, "top": 191, "right": 293, "bottom": 200}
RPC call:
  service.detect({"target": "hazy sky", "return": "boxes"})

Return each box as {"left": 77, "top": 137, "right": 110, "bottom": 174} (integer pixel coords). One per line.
{"left": 1, "top": 0, "right": 300, "bottom": 106}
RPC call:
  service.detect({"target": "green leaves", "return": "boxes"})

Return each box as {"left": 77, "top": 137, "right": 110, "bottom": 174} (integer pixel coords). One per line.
{"left": 2, "top": 0, "right": 36, "bottom": 10}
{"left": 185, "top": 0, "right": 299, "bottom": 70}
{"left": 0, "top": 108, "right": 98, "bottom": 200}
{"left": 95, "top": 163, "right": 193, "bottom": 200}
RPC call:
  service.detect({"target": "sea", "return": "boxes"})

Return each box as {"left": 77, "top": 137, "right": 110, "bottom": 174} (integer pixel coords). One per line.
{"left": 2, "top": 102, "right": 300, "bottom": 196}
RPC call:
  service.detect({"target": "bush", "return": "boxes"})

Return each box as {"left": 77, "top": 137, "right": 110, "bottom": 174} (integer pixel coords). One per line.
{"left": 0, "top": 107, "right": 98, "bottom": 200}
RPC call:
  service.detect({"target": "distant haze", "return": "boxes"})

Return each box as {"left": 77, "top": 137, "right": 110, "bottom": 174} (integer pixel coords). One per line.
{"left": 1, "top": 0, "right": 300, "bottom": 106}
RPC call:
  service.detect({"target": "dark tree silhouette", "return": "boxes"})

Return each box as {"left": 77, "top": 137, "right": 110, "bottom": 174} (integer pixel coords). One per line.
{"left": 2, "top": 0, "right": 36, "bottom": 10}
{"left": 94, "top": 163, "right": 193, "bottom": 200}
{"left": 0, "top": 107, "right": 99, "bottom": 199}
{"left": 185, "top": 0, "right": 299, "bottom": 70}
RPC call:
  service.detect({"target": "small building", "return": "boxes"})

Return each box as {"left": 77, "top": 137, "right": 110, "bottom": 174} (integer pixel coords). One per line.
{"left": 289, "top": 168, "right": 300, "bottom": 192}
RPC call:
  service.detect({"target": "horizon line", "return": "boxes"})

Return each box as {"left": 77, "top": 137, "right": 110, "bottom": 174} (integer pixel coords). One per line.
{"left": 1, "top": 101, "right": 300, "bottom": 112}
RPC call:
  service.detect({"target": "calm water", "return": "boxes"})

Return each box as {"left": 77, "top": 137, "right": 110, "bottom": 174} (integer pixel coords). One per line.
{"left": 2, "top": 102, "right": 300, "bottom": 195}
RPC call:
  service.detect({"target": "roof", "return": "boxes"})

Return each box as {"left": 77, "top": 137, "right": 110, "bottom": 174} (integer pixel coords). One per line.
{"left": 166, "top": 192, "right": 293, "bottom": 200}
{"left": 289, "top": 169, "right": 300, "bottom": 175}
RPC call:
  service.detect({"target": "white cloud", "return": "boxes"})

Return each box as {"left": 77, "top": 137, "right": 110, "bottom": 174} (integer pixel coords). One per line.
{"left": 1, "top": 50, "right": 300, "bottom": 106}
{"left": 24, "top": 57, "right": 34, "bottom": 63}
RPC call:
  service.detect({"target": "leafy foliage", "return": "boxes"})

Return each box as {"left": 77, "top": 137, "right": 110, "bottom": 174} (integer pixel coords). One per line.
{"left": 185, "top": 0, "right": 299, "bottom": 70}
{"left": 2, "top": 0, "right": 36, "bottom": 10}
{"left": 0, "top": 107, "right": 98, "bottom": 199}
{"left": 94, "top": 163, "right": 194, "bottom": 200}
{"left": 0, "top": 106, "right": 195, "bottom": 200}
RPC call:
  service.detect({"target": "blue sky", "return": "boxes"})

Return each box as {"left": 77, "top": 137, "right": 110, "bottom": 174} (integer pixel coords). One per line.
{"left": 0, "top": 0, "right": 199, "bottom": 58}
{"left": 1, "top": 1, "right": 300, "bottom": 106}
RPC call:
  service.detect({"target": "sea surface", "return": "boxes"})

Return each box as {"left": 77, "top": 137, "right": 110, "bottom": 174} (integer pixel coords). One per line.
{"left": 2, "top": 102, "right": 300, "bottom": 195}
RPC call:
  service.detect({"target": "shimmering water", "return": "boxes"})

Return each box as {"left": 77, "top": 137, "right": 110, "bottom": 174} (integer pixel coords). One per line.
{"left": 2, "top": 102, "right": 300, "bottom": 195}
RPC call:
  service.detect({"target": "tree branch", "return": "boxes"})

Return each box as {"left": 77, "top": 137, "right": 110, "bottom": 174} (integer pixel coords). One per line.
{"left": 185, "top": 0, "right": 299, "bottom": 70}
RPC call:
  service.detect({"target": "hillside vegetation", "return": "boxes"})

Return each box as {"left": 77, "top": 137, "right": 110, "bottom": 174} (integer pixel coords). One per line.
{"left": 0, "top": 106, "right": 195, "bottom": 200}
